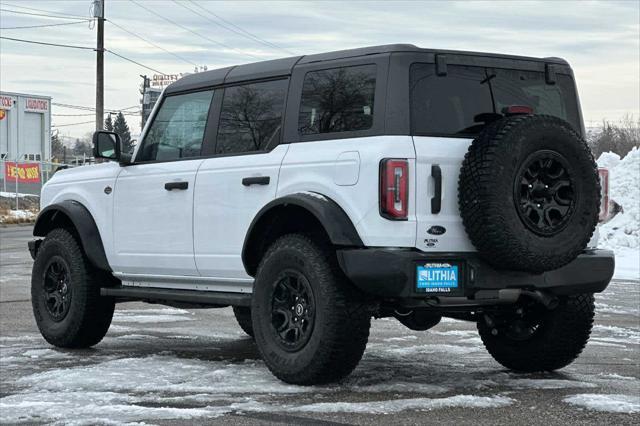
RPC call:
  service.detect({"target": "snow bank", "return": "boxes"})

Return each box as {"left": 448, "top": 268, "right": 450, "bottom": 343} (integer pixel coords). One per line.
{"left": 564, "top": 394, "right": 640, "bottom": 414}
{"left": 597, "top": 148, "right": 640, "bottom": 280}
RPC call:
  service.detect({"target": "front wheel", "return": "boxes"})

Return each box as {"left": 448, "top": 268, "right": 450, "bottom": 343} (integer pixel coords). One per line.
{"left": 232, "top": 306, "right": 254, "bottom": 337}
{"left": 31, "top": 228, "right": 115, "bottom": 348}
{"left": 478, "top": 293, "right": 595, "bottom": 372}
{"left": 251, "top": 234, "right": 371, "bottom": 385}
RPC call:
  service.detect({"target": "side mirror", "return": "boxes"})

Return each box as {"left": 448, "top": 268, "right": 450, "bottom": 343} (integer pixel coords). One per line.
{"left": 93, "top": 131, "right": 121, "bottom": 161}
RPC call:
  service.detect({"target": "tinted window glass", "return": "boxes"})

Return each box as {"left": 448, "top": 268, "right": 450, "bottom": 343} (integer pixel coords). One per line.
{"left": 410, "top": 64, "right": 580, "bottom": 137}
{"left": 216, "top": 79, "right": 287, "bottom": 154}
{"left": 299, "top": 64, "right": 376, "bottom": 135}
{"left": 139, "top": 90, "right": 213, "bottom": 162}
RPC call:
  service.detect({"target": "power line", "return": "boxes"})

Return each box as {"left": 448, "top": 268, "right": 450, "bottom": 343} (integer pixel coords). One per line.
{"left": 0, "top": 36, "right": 94, "bottom": 50}
{"left": 1, "top": 36, "right": 169, "bottom": 75}
{"left": 106, "top": 49, "right": 167, "bottom": 75}
{"left": 0, "top": 20, "right": 92, "bottom": 30}
{"left": 129, "top": 0, "right": 262, "bottom": 61}
{"left": 0, "top": 7, "right": 89, "bottom": 21}
{"left": 107, "top": 18, "right": 199, "bottom": 67}
{"left": 0, "top": 2, "right": 89, "bottom": 19}
{"left": 185, "top": 0, "right": 296, "bottom": 55}
{"left": 52, "top": 120, "right": 96, "bottom": 128}
{"left": 53, "top": 103, "right": 140, "bottom": 114}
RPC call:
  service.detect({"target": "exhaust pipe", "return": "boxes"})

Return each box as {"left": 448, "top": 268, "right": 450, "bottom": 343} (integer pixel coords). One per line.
{"left": 520, "top": 289, "right": 559, "bottom": 309}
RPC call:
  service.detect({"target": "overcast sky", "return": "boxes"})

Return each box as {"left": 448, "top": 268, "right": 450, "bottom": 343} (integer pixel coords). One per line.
{"left": 1, "top": 0, "right": 638, "bottom": 138}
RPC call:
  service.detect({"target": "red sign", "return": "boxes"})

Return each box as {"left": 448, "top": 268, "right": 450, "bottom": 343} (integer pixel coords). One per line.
{"left": 25, "top": 98, "right": 48, "bottom": 113}
{"left": 0, "top": 95, "right": 15, "bottom": 110}
{"left": 4, "top": 162, "right": 41, "bottom": 183}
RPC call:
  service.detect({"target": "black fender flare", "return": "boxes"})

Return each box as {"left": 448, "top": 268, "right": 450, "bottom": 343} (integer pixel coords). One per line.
{"left": 242, "top": 193, "right": 364, "bottom": 275}
{"left": 33, "top": 200, "right": 111, "bottom": 271}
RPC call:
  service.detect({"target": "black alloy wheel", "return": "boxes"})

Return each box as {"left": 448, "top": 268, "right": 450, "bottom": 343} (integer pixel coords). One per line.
{"left": 270, "top": 270, "right": 316, "bottom": 352}
{"left": 42, "top": 257, "right": 73, "bottom": 321}
{"left": 515, "top": 150, "right": 576, "bottom": 236}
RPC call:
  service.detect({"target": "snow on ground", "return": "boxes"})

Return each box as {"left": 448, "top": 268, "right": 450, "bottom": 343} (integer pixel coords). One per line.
{"left": 0, "top": 191, "right": 39, "bottom": 198}
{"left": 2, "top": 306, "right": 639, "bottom": 424}
{"left": 597, "top": 148, "right": 640, "bottom": 281}
{"left": 0, "top": 209, "right": 37, "bottom": 221}
{"left": 564, "top": 394, "right": 640, "bottom": 414}
{"left": 285, "top": 395, "right": 515, "bottom": 413}
{"left": 112, "top": 308, "right": 195, "bottom": 324}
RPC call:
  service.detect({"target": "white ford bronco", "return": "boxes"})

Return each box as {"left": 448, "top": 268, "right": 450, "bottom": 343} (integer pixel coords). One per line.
{"left": 30, "top": 45, "right": 615, "bottom": 385}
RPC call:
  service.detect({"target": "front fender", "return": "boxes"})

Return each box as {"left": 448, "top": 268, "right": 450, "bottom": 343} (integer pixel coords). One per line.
{"left": 33, "top": 200, "right": 111, "bottom": 271}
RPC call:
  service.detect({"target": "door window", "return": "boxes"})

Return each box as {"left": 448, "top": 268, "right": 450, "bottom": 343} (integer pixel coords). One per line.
{"left": 138, "top": 90, "right": 214, "bottom": 162}
{"left": 216, "top": 79, "right": 288, "bottom": 155}
{"left": 298, "top": 64, "right": 376, "bottom": 135}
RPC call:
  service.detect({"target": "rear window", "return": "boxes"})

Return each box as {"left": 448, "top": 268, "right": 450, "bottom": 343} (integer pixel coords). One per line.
{"left": 410, "top": 63, "right": 581, "bottom": 137}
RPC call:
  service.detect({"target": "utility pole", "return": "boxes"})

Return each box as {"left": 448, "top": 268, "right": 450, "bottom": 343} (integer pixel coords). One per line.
{"left": 95, "top": 0, "right": 105, "bottom": 131}
{"left": 139, "top": 74, "right": 150, "bottom": 129}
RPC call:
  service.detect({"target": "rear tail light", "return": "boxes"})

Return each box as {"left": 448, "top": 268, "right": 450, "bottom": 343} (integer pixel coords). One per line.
{"left": 380, "top": 159, "right": 408, "bottom": 220}
{"left": 598, "top": 168, "right": 609, "bottom": 222}
{"left": 502, "top": 105, "right": 534, "bottom": 115}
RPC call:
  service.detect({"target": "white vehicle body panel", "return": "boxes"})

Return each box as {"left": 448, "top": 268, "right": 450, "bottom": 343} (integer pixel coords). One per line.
{"left": 193, "top": 144, "right": 289, "bottom": 284}
{"left": 111, "top": 159, "right": 203, "bottom": 276}
{"left": 278, "top": 136, "right": 417, "bottom": 248}
{"left": 412, "top": 136, "right": 475, "bottom": 252}
{"left": 40, "top": 162, "right": 120, "bottom": 265}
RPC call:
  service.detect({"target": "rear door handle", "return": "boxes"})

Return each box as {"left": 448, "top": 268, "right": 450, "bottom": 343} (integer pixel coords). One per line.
{"left": 242, "top": 176, "right": 270, "bottom": 186}
{"left": 431, "top": 165, "right": 442, "bottom": 214}
{"left": 164, "top": 181, "right": 188, "bottom": 191}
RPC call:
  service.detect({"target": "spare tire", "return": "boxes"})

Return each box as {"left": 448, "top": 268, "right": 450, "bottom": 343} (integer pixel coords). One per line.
{"left": 458, "top": 115, "right": 600, "bottom": 273}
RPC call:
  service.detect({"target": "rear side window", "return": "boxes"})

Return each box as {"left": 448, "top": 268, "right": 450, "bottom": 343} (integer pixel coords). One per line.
{"left": 138, "top": 90, "right": 213, "bottom": 162}
{"left": 298, "top": 64, "right": 376, "bottom": 135}
{"left": 410, "top": 63, "right": 580, "bottom": 137}
{"left": 216, "top": 79, "right": 288, "bottom": 155}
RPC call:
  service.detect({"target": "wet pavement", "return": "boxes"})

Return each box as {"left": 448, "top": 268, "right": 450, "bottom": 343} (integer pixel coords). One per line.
{"left": 1, "top": 225, "right": 639, "bottom": 425}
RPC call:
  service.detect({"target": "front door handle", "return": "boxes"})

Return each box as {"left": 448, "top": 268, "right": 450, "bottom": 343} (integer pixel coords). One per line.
{"left": 165, "top": 181, "right": 188, "bottom": 191}
{"left": 242, "top": 176, "right": 270, "bottom": 186}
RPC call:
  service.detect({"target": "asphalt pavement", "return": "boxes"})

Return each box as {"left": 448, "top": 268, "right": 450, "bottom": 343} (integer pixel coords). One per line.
{"left": 1, "top": 225, "right": 638, "bottom": 425}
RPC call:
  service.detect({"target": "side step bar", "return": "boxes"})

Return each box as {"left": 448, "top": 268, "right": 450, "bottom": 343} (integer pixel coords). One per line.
{"left": 101, "top": 286, "right": 251, "bottom": 307}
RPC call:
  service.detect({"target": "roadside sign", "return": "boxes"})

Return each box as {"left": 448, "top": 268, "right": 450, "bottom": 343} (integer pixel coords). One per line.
{"left": 4, "top": 162, "right": 41, "bottom": 183}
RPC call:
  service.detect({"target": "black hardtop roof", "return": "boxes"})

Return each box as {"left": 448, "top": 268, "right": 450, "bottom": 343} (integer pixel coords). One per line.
{"left": 165, "top": 44, "right": 569, "bottom": 94}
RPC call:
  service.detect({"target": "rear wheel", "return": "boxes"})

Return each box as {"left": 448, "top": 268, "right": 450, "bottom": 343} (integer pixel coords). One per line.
{"left": 31, "top": 228, "right": 115, "bottom": 348}
{"left": 251, "top": 234, "right": 371, "bottom": 385}
{"left": 478, "top": 293, "right": 595, "bottom": 372}
{"left": 232, "top": 306, "right": 254, "bottom": 337}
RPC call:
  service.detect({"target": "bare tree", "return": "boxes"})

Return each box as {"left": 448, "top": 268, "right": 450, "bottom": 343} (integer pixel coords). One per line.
{"left": 588, "top": 114, "right": 639, "bottom": 158}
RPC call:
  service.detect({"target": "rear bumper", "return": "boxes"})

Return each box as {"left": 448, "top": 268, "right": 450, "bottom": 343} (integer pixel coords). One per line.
{"left": 336, "top": 248, "right": 614, "bottom": 302}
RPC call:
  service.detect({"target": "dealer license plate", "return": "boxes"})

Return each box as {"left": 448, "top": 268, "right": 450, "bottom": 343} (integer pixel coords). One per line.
{"left": 416, "top": 263, "right": 459, "bottom": 293}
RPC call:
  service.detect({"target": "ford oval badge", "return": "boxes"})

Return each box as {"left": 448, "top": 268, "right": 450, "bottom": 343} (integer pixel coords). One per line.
{"left": 427, "top": 225, "right": 446, "bottom": 235}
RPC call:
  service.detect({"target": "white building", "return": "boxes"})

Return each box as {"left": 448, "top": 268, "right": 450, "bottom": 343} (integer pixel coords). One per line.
{"left": 0, "top": 91, "right": 52, "bottom": 161}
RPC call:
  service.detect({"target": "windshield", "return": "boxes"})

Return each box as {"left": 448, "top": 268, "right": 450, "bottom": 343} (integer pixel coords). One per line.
{"left": 410, "top": 63, "right": 581, "bottom": 137}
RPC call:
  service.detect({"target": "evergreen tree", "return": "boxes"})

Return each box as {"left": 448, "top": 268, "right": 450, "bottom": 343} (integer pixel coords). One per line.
{"left": 113, "top": 112, "right": 134, "bottom": 153}
{"left": 51, "top": 131, "right": 65, "bottom": 160}
{"left": 104, "top": 113, "right": 114, "bottom": 132}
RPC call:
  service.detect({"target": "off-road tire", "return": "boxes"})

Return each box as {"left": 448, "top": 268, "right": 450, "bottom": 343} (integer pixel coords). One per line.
{"left": 31, "top": 228, "right": 115, "bottom": 348}
{"left": 251, "top": 234, "right": 371, "bottom": 385}
{"left": 233, "top": 306, "right": 254, "bottom": 337}
{"left": 459, "top": 115, "right": 600, "bottom": 273}
{"left": 478, "top": 293, "right": 595, "bottom": 372}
